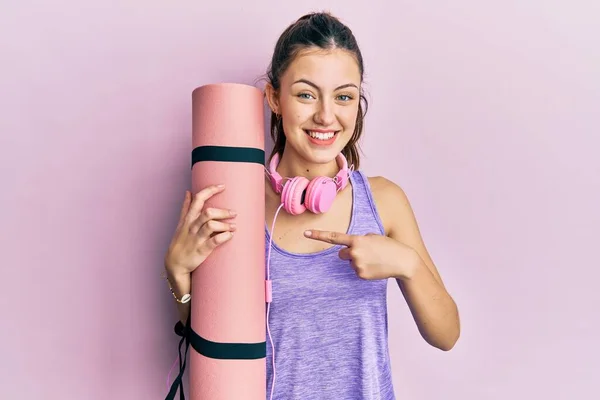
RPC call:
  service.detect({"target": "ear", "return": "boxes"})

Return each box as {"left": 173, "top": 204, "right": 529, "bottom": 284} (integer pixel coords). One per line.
{"left": 264, "top": 83, "right": 280, "bottom": 115}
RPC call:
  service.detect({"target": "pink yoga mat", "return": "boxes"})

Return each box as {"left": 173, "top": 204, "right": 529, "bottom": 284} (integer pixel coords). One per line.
{"left": 189, "top": 83, "right": 266, "bottom": 399}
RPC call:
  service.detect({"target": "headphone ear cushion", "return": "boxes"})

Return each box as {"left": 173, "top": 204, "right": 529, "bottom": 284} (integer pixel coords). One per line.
{"left": 281, "top": 176, "right": 309, "bottom": 215}
{"left": 305, "top": 176, "right": 337, "bottom": 214}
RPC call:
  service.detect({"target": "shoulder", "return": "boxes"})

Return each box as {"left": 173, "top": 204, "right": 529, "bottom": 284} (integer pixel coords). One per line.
{"left": 367, "top": 175, "right": 407, "bottom": 198}
{"left": 366, "top": 175, "right": 410, "bottom": 210}
{"left": 365, "top": 175, "right": 412, "bottom": 238}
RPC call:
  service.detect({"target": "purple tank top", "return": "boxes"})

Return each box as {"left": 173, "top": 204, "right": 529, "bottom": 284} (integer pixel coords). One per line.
{"left": 264, "top": 170, "right": 396, "bottom": 400}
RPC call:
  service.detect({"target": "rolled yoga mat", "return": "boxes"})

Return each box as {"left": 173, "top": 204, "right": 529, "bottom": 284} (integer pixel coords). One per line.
{"left": 189, "top": 83, "right": 266, "bottom": 399}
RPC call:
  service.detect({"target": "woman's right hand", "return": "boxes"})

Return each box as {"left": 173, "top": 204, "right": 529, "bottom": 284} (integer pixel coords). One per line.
{"left": 164, "top": 184, "right": 237, "bottom": 278}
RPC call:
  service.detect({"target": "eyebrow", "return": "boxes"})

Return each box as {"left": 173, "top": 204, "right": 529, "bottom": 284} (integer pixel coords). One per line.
{"left": 292, "top": 79, "right": 358, "bottom": 91}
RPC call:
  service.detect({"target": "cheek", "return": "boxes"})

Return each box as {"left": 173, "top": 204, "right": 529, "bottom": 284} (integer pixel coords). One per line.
{"left": 340, "top": 107, "right": 359, "bottom": 128}
{"left": 282, "top": 102, "right": 312, "bottom": 124}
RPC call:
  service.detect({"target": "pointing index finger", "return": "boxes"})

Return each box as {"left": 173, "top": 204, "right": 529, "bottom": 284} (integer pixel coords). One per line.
{"left": 304, "top": 230, "right": 354, "bottom": 246}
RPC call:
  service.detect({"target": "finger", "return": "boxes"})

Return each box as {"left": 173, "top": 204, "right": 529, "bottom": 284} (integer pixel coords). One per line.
{"left": 185, "top": 184, "right": 225, "bottom": 224}
{"left": 176, "top": 191, "right": 191, "bottom": 230}
{"left": 338, "top": 247, "right": 352, "bottom": 260}
{"left": 196, "top": 219, "right": 236, "bottom": 240}
{"left": 304, "top": 230, "right": 354, "bottom": 246}
{"left": 198, "top": 230, "right": 234, "bottom": 253}
{"left": 190, "top": 207, "right": 237, "bottom": 233}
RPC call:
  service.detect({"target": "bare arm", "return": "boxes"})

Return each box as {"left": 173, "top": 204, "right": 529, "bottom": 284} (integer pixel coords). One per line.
{"left": 373, "top": 177, "right": 460, "bottom": 351}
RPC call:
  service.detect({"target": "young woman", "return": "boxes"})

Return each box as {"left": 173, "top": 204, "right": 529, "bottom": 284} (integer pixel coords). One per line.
{"left": 164, "top": 11, "right": 460, "bottom": 400}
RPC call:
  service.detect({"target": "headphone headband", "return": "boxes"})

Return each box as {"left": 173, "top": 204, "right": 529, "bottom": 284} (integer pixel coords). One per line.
{"left": 268, "top": 152, "right": 349, "bottom": 194}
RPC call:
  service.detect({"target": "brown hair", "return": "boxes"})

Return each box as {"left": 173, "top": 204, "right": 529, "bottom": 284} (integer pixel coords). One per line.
{"left": 265, "top": 11, "right": 368, "bottom": 170}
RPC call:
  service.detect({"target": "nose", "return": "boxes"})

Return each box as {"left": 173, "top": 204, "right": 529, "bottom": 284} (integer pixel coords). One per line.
{"left": 313, "top": 99, "right": 335, "bottom": 126}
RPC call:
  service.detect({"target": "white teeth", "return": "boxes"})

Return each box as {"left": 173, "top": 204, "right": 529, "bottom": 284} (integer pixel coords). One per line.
{"left": 307, "top": 131, "right": 335, "bottom": 140}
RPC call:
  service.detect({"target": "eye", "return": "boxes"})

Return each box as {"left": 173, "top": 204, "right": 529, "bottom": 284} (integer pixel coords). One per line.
{"left": 337, "top": 94, "right": 353, "bottom": 102}
{"left": 298, "top": 93, "right": 314, "bottom": 100}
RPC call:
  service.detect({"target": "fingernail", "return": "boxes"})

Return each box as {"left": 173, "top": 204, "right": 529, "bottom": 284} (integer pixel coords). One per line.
{"left": 217, "top": 184, "right": 225, "bottom": 188}
{"left": 230, "top": 223, "right": 236, "bottom": 230}
{"left": 229, "top": 210, "right": 237, "bottom": 216}
{"left": 304, "top": 230, "right": 312, "bottom": 237}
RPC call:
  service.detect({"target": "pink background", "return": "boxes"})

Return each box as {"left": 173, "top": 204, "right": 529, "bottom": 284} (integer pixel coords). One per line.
{"left": 1, "top": 1, "right": 598, "bottom": 399}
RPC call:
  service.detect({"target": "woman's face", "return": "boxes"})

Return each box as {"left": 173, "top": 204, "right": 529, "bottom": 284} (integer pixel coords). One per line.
{"left": 267, "top": 47, "right": 361, "bottom": 165}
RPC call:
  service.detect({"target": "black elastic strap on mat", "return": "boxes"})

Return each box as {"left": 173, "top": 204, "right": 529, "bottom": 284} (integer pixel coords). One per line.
{"left": 165, "top": 316, "right": 266, "bottom": 400}
{"left": 191, "top": 145, "right": 265, "bottom": 168}
{"left": 189, "top": 327, "right": 266, "bottom": 360}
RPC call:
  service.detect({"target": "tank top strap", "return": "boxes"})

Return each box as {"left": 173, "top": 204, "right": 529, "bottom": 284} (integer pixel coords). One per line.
{"left": 348, "top": 170, "right": 386, "bottom": 236}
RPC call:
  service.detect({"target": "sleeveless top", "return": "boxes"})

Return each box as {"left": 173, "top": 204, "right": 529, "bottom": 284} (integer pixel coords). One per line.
{"left": 264, "top": 170, "right": 396, "bottom": 400}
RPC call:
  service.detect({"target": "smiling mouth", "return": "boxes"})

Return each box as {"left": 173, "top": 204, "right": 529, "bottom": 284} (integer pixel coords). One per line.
{"left": 304, "top": 130, "right": 338, "bottom": 141}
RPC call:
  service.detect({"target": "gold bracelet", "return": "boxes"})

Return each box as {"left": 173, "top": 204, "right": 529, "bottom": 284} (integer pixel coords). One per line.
{"left": 162, "top": 270, "right": 191, "bottom": 304}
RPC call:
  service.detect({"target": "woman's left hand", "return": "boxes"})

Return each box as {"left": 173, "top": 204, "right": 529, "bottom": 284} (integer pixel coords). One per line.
{"left": 304, "top": 229, "right": 421, "bottom": 280}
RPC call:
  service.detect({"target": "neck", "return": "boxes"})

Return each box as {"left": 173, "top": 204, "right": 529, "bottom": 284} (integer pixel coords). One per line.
{"left": 275, "top": 149, "right": 340, "bottom": 181}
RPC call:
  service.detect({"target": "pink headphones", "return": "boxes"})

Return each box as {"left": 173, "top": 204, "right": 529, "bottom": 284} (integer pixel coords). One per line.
{"left": 267, "top": 152, "right": 351, "bottom": 215}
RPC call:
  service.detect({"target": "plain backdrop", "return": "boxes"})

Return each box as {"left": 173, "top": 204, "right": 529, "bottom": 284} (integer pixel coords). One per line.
{"left": 1, "top": 1, "right": 598, "bottom": 399}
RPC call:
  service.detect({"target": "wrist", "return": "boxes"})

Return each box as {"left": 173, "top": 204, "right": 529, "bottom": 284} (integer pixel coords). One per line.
{"left": 164, "top": 258, "right": 189, "bottom": 280}
{"left": 165, "top": 264, "right": 188, "bottom": 282}
{"left": 164, "top": 264, "right": 191, "bottom": 301}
